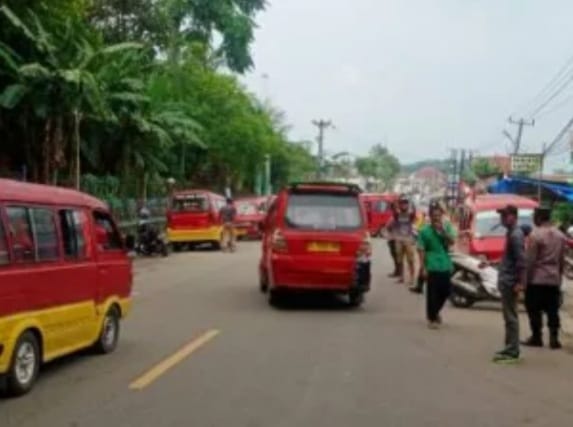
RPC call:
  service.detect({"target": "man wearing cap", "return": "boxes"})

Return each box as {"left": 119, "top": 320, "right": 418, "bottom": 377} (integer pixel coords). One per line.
{"left": 523, "top": 207, "right": 566, "bottom": 350}
{"left": 493, "top": 205, "right": 526, "bottom": 363}
{"left": 417, "top": 201, "right": 456, "bottom": 329}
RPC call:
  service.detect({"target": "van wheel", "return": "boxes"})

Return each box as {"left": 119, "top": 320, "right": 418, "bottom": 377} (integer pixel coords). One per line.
{"left": 94, "top": 307, "right": 120, "bottom": 354}
{"left": 268, "top": 289, "right": 281, "bottom": 307}
{"left": 349, "top": 292, "right": 365, "bottom": 308}
{"left": 6, "top": 331, "right": 41, "bottom": 397}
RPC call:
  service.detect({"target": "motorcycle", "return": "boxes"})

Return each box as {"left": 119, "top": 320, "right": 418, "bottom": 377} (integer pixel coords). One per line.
{"left": 135, "top": 222, "right": 169, "bottom": 257}
{"left": 449, "top": 252, "right": 567, "bottom": 309}
{"left": 449, "top": 252, "right": 500, "bottom": 308}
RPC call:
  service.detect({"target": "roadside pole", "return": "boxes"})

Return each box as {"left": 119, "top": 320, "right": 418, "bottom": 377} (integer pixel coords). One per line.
{"left": 538, "top": 143, "right": 547, "bottom": 202}
{"left": 264, "top": 154, "right": 272, "bottom": 196}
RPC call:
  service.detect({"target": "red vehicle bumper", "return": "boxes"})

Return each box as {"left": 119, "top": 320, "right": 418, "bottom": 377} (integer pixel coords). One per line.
{"left": 269, "top": 253, "right": 356, "bottom": 291}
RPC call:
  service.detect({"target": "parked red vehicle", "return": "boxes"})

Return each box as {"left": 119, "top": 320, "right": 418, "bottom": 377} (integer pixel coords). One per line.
{"left": 166, "top": 190, "right": 226, "bottom": 250}
{"left": 234, "top": 196, "right": 269, "bottom": 240}
{"left": 0, "top": 179, "right": 133, "bottom": 396}
{"left": 457, "top": 194, "right": 538, "bottom": 263}
{"left": 259, "top": 182, "right": 371, "bottom": 307}
{"left": 361, "top": 193, "right": 398, "bottom": 237}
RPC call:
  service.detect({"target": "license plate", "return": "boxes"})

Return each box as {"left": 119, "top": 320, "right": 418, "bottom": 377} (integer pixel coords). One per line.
{"left": 307, "top": 242, "right": 340, "bottom": 253}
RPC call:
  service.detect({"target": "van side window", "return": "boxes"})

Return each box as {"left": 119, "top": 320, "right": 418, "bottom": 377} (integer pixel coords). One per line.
{"left": 93, "top": 211, "right": 123, "bottom": 251}
{"left": 31, "top": 208, "right": 60, "bottom": 261}
{"left": 6, "top": 207, "right": 35, "bottom": 263}
{"left": 0, "top": 216, "right": 9, "bottom": 265}
{"left": 59, "top": 209, "right": 88, "bottom": 259}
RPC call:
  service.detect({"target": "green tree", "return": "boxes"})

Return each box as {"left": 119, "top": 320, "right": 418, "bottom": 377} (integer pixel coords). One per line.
{"left": 355, "top": 144, "right": 400, "bottom": 191}
{"left": 471, "top": 158, "right": 501, "bottom": 179}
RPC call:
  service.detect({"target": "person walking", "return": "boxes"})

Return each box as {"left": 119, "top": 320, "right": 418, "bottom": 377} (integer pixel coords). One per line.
{"left": 219, "top": 198, "right": 237, "bottom": 252}
{"left": 493, "top": 205, "right": 526, "bottom": 364}
{"left": 523, "top": 207, "right": 566, "bottom": 350}
{"left": 393, "top": 195, "right": 417, "bottom": 286}
{"left": 385, "top": 201, "right": 402, "bottom": 278}
{"left": 417, "top": 201, "right": 456, "bottom": 329}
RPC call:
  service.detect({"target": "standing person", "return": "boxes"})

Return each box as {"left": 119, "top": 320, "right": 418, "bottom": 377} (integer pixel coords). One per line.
{"left": 523, "top": 207, "right": 566, "bottom": 350}
{"left": 219, "top": 198, "right": 237, "bottom": 252}
{"left": 417, "top": 201, "right": 456, "bottom": 329}
{"left": 394, "top": 195, "right": 417, "bottom": 286}
{"left": 493, "top": 205, "right": 526, "bottom": 363}
{"left": 385, "top": 201, "right": 401, "bottom": 278}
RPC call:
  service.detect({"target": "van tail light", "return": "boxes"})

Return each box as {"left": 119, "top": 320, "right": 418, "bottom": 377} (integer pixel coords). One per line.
{"left": 271, "top": 229, "right": 288, "bottom": 253}
{"left": 357, "top": 233, "right": 372, "bottom": 262}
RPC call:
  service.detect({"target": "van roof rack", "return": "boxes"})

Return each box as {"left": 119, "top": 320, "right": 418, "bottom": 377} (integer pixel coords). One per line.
{"left": 288, "top": 182, "right": 363, "bottom": 194}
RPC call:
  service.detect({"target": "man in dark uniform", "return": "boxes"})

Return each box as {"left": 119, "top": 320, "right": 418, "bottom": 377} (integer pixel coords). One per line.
{"left": 523, "top": 207, "right": 566, "bottom": 349}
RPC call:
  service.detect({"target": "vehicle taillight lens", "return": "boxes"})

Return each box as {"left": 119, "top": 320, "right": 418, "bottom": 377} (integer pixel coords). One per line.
{"left": 271, "top": 229, "right": 288, "bottom": 253}
{"left": 357, "top": 234, "right": 372, "bottom": 260}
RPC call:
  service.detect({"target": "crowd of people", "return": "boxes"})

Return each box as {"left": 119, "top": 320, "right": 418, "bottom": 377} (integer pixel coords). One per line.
{"left": 385, "top": 196, "right": 567, "bottom": 364}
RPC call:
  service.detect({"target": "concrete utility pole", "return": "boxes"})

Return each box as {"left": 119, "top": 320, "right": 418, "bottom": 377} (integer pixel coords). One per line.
{"left": 312, "top": 119, "right": 333, "bottom": 179}
{"left": 507, "top": 117, "right": 535, "bottom": 154}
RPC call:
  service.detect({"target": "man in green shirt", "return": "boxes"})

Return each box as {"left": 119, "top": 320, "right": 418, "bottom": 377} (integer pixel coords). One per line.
{"left": 417, "top": 201, "right": 456, "bottom": 329}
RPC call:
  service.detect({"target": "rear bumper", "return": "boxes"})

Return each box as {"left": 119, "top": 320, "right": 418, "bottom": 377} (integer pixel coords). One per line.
{"left": 270, "top": 254, "right": 371, "bottom": 292}
{"left": 167, "top": 226, "right": 222, "bottom": 243}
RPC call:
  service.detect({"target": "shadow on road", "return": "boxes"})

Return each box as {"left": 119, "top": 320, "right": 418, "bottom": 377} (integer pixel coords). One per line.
{"left": 271, "top": 292, "right": 363, "bottom": 312}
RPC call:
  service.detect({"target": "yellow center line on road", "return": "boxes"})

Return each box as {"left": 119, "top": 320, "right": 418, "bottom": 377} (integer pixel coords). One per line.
{"left": 129, "top": 329, "right": 220, "bottom": 391}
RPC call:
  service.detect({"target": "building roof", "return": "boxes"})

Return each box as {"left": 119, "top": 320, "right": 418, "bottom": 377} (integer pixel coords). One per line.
{"left": 474, "top": 193, "right": 538, "bottom": 210}
{"left": 412, "top": 166, "right": 446, "bottom": 180}
{"left": 0, "top": 179, "right": 107, "bottom": 209}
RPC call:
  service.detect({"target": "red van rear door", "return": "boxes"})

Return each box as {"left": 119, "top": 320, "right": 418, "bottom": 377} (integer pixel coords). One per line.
{"left": 168, "top": 193, "right": 214, "bottom": 229}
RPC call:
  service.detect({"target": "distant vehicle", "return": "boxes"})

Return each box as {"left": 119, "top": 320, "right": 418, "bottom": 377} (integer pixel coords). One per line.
{"left": 234, "top": 196, "right": 270, "bottom": 240}
{"left": 259, "top": 182, "right": 371, "bottom": 307}
{"left": 360, "top": 193, "right": 398, "bottom": 237}
{"left": 166, "top": 190, "right": 226, "bottom": 250}
{"left": 456, "top": 194, "right": 538, "bottom": 263}
{"left": 0, "top": 179, "right": 133, "bottom": 396}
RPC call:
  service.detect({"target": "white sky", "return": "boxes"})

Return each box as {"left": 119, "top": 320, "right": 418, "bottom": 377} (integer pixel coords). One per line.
{"left": 243, "top": 0, "right": 573, "bottom": 169}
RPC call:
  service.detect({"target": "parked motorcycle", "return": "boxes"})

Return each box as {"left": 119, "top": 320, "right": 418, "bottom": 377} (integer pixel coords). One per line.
{"left": 135, "top": 222, "right": 169, "bottom": 257}
{"left": 449, "top": 252, "right": 567, "bottom": 309}
{"left": 449, "top": 252, "right": 500, "bottom": 308}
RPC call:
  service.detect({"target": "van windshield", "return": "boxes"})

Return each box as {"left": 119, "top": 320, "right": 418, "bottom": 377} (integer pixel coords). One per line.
{"left": 285, "top": 193, "right": 363, "bottom": 231}
{"left": 475, "top": 209, "right": 534, "bottom": 237}
{"left": 172, "top": 194, "right": 209, "bottom": 213}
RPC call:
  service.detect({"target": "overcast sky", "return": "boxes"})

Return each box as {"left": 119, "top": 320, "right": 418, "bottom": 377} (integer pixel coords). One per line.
{"left": 243, "top": 0, "right": 573, "bottom": 169}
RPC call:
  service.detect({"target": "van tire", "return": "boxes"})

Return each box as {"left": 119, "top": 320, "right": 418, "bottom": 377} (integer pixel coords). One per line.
{"left": 6, "top": 331, "right": 41, "bottom": 397}
{"left": 349, "top": 292, "right": 365, "bottom": 308}
{"left": 94, "top": 307, "right": 120, "bottom": 354}
{"left": 268, "top": 289, "right": 281, "bottom": 307}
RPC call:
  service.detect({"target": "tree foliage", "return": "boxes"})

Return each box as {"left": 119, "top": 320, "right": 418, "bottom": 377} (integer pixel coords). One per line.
{"left": 355, "top": 144, "right": 400, "bottom": 191}
{"left": 0, "top": 1, "right": 317, "bottom": 199}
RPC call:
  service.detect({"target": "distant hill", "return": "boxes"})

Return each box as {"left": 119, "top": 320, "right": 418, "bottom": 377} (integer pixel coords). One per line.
{"left": 401, "top": 159, "right": 450, "bottom": 175}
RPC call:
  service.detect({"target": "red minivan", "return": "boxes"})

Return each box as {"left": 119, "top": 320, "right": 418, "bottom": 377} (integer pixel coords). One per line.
{"left": 457, "top": 194, "right": 538, "bottom": 263}
{"left": 166, "top": 190, "right": 226, "bottom": 250}
{"left": 259, "top": 182, "right": 371, "bottom": 307}
{"left": 0, "top": 179, "right": 133, "bottom": 396}
{"left": 234, "top": 196, "right": 269, "bottom": 240}
{"left": 361, "top": 193, "right": 398, "bottom": 237}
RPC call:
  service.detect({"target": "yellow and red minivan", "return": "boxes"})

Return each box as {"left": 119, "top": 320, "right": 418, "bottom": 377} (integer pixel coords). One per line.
{"left": 0, "top": 179, "right": 133, "bottom": 396}
{"left": 166, "top": 190, "right": 226, "bottom": 250}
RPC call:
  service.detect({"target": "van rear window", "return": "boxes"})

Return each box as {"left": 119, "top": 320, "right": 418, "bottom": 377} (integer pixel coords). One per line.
{"left": 172, "top": 195, "right": 209, "bottom": 213}
{"left": 285, "top": 194, "right": 363, "bottom": 230}
{"left": 0, "top": 217, "right": 8, "bottom": 265}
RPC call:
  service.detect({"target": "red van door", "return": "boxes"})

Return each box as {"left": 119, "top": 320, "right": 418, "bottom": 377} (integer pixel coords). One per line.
{"left": 92, "top": 211, "right": 132, "bottom": 308}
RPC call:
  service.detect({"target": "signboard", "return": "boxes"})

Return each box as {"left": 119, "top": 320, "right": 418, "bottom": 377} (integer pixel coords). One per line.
{"left": 510, "top": 154, "right": 542, "bottom": 173}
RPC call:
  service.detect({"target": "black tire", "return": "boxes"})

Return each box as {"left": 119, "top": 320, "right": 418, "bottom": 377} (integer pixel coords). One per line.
{"left": 268, "top": 289, "right": 281, "bottom": 307}
{"left": 349, "top": 292, "right": 365, "bottom": 308}
{"left": 172, "top": 243, "right": 183, "bottom": 253}
{"left": 6, "top": 331, "right": 41, "bottom": 397}
{"left": 161, "top": 242, "right": 169, "bottom": 257}
{"left": 94, "top": 307, "right": 120, "bottom": 354}
{"left": 449, "top": 291, "right": 475, "bottom": 308}
{"left": 259, "top": 271, "right": 269, "bottom": 293}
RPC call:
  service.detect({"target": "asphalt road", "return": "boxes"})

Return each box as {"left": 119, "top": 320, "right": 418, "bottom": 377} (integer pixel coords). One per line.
{"left": 3, "top": 241, "right": 573, "bottom": 427}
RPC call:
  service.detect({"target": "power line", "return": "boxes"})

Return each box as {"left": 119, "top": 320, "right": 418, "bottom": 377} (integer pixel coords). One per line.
{"left": 520, "top": 53, "right": 573, "bottom": 117}
{"left": 528, "top": 73, "right": 573, "bottom": 118}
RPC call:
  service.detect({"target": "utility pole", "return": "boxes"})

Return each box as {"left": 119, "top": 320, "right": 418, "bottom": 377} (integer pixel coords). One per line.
{"left": 537, "top": 143, "right": 547, "bottom": 202}
{"left": 312, "top": 119, "right": 333, "bottom": 179}
{"left": 507, "top": 117, "right": 535, "bottom": 154}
